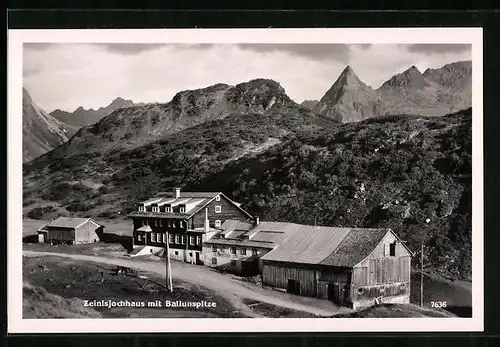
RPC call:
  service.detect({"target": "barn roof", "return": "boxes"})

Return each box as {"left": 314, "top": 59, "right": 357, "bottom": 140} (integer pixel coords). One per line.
{"left": 44, "top": 217, "right": 100, "bottom": 229}
{"left": 260, "top": 225, "right": 354, "bottom": 264}
{"left": 209, "top": 219, "right": 403, "bottom": 267}
{"left": 319, "top": 228, "right": 390, "bottom": 267}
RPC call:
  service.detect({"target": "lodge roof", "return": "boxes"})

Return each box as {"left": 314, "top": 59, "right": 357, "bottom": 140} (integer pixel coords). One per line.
{"left": 132, "top": 190, "right": 254, "bottom": 220}
{"left": 203, "top": 238, "right": 276, "bottom": 249}
{"left": 128, "top": 211, "right": 190, "bottom": 219}
{"left": 153, "top": 191, "right": 221, "bottom": 199}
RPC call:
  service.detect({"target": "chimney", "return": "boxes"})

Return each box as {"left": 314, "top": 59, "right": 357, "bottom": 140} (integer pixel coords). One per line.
{"left": 174, "top": 187, "right": 181, "bottom": 199}
{"left": 255, "top": 216, "right": 260, "bottom": 225}
{"left": 204, "top": 208, "right": 209, "bottom": 232}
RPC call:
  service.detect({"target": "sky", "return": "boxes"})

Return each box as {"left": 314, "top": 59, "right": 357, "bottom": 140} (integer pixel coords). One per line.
{"left": 23, "top": 43, "right": 472, "bottom": 113}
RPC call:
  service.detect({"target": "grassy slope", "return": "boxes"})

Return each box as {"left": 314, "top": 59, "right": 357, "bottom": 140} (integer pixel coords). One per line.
{"left": 334, "top": 303, "right": 455, "bottom": 318}
{"left": 23, "top": 109, "right": 335, "bottom": 217}
{"left": 23, "top": 255, "right": 244, "bottom": 318}
{"left": 23, "top": 281, "right": 102, "bottom": 318}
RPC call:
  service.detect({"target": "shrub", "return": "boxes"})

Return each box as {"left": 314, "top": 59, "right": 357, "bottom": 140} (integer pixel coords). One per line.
{"left": 27, "top": 206, "right": 55, "bottom": 220}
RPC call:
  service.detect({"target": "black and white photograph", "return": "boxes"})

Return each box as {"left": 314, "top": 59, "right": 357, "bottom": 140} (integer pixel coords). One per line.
{"left": 8, "top": 28, "right": 483, "bottom": 333}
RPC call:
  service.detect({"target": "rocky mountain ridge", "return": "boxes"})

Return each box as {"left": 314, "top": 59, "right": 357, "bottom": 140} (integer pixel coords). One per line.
{"left": 34, "top": 78, "right": 318, "bottom": 161}
{"left": 22, "top": 88, "right": 78, "bottom": 162}
{"left": 314, "top": 61, "right": 472, "bottom": 123}
{"left": 50, "top": 97, "right": 139, "bottom": 128}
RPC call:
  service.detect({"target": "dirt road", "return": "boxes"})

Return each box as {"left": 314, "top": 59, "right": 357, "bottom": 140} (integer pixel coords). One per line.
{"left": 23, "top": 250, "right": 346, "bottom": 317}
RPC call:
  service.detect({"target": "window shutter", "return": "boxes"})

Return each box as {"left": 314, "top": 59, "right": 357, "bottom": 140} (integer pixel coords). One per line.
{"left": 384, "top": 244, "right": 390, "bottom": 257}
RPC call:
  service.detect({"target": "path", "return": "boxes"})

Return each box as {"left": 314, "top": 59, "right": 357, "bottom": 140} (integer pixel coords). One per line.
{"left": 23, "top": 250, "right": 345, "bottom": 317}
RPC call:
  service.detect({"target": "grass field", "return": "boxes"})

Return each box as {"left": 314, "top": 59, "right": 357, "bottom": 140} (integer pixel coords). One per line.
{"left": 410, "top": 271, "right": 472, "bottom": 317}
{"left": 242, "top": 298, "right": 319, "bottom": 318}
{"left": 23, "top": 255, "right": 244, "bottom": 318}
{"left": 333, "top": 303, "right": 455, "bottom": 318}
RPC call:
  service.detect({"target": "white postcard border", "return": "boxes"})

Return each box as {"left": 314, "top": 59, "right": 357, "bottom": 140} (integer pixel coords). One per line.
{"left": 8, "top": 27, "right": 484, "bottom": 333}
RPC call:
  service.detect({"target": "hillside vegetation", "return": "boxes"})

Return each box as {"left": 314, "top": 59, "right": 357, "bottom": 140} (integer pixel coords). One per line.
{"left": 198, "top": 108, "right": 472, "bottom": 280}
{"left": 23, "top": 108, "right": 471, "bottom": 281}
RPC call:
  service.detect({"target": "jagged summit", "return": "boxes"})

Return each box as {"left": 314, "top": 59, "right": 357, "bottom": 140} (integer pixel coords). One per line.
{"left": 378, "top": 65, "right": 429, "bottom": 92}
{"left": 313, "top": 65, "right": 379, "bottom": 123}
{"left": 423, "top": 60, "right": 472, "bottom": 91}
{"left": 225, "top": 78, "right": 291, "bottom": 107}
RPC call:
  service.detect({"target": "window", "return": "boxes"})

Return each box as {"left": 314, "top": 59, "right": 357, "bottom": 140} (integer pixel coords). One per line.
{"left": 138, "top": 234, "right": 143, "bottom": 242}
{"left": 162, "top": 233, "right": 166, "bottom": 244}
{"left": 252, "top": 248, "right": 258, "bottom": 256}
{"left": 169, "top": 234, "right": 174, "bottom": 243}
{"left": 152, "top": 206, "right": 157, "bottom": 212}
{"left": 230, "top": 260, "right": 236, "bottom": 266}
{"left": 212, "top": 257, "right": 217, "bottom": 265}
{"left": 189, "top": 252, "right": 192, "bottom": 257}
{"left": 215, "top": 220, "right": 221, "bottom": 228}
{"left": 175, "top": 235, "right": 180, "bottom": 244}
{"left": 154, "top": 219, "right": 158, "bottom": 227}
{"left": 175, "top": 251, "right": 178, "bottom": 256}
{"left": 215, "top": 195, "right": 220, "bottom": 201}
{"left": 150, "top": 233, "right": 155, "bottom": 242}
{"left": 168, "top": 220, "right": 172, "bottom": 227}
{"left": 389, "top": 242, "right": 396, "bottom": 257}
{"left": 196, "top": 236, "right": 202, "bottom": 245}
{"left": 189, "top": 236, "right": 194, "bottom": 245}
{"left": 211, "top": 246, "right": 217, "bottom": 253}
{"left": 240, "top": 248, "right": 247, "bottom": 255}
{"left": 358, "top": 288, "right": 364, "bottom": 294}
{"left": 166, "top": 206, "right": 172, "bottom": 213}
{"left": 182, "top": 235, "right": 187, "bottom": 245}
{"left": 215, "top": 206, "right": 221, "bottom": 213}
{"left": 156, "top": 233, "right": 161, "bottom": 243}
{"left": 180, "top": 206, "right": 186, "bottom": 213}
{"left": 230, "top": 247, "right": 236, "bottom": 255}
{"left": 180, "top": 221, "right": 184, "bottom": 228}
{"left": 138, "top": 205, "right": 144, "bottom": 212}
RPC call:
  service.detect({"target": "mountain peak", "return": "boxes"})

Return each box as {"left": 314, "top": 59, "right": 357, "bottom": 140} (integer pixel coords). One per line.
{"left": 378, "top": 64, "right": 429, "bottom": 92}
{"left": 341, "top": 65, "right": 354, "bottom": 75}
{"left": 226, "top": 78, "right": 290, "bottom": 107}
{"left": 313, "top": 65, "right": 378, "bottom": 123}
{"left": 422, "top": 60, "right": 472, "bottom": 91}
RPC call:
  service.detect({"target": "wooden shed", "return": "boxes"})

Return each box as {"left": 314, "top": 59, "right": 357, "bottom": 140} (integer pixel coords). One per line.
{"left": 260, "top": 226, "right": 413, "bottom": 309}
{"left": 37, "top": 217, "right": 104, "bottom": 245}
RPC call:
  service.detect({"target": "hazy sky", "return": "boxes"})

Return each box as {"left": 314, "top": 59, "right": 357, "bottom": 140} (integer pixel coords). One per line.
{"left": 23, "top": 43, "right": 471, "bottom": 113}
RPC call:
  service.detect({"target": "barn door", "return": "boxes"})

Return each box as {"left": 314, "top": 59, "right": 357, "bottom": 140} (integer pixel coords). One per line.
{"left": 287, "top": 279, "right": 301, "bottom": 295}
{"left": 328, "top": 282, "right": 348, "bottom": 305}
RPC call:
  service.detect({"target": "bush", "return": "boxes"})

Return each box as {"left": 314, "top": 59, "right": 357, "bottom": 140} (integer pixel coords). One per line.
{"left": 66, "top": 202, "right": 93, "bottom": 212}
{"left": 98, "top": 186, "right": 109, "bottom": 195}
{"left": 27, "top": 206, "right": 55, "bottom": 220}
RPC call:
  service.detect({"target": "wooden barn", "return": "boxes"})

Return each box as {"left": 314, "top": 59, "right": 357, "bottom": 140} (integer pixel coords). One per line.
{"left": 37, "top": 217, "right": 104, "bottom": 245}
{"left": 259, "top": 225, "right": 413, "bottom": 309}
